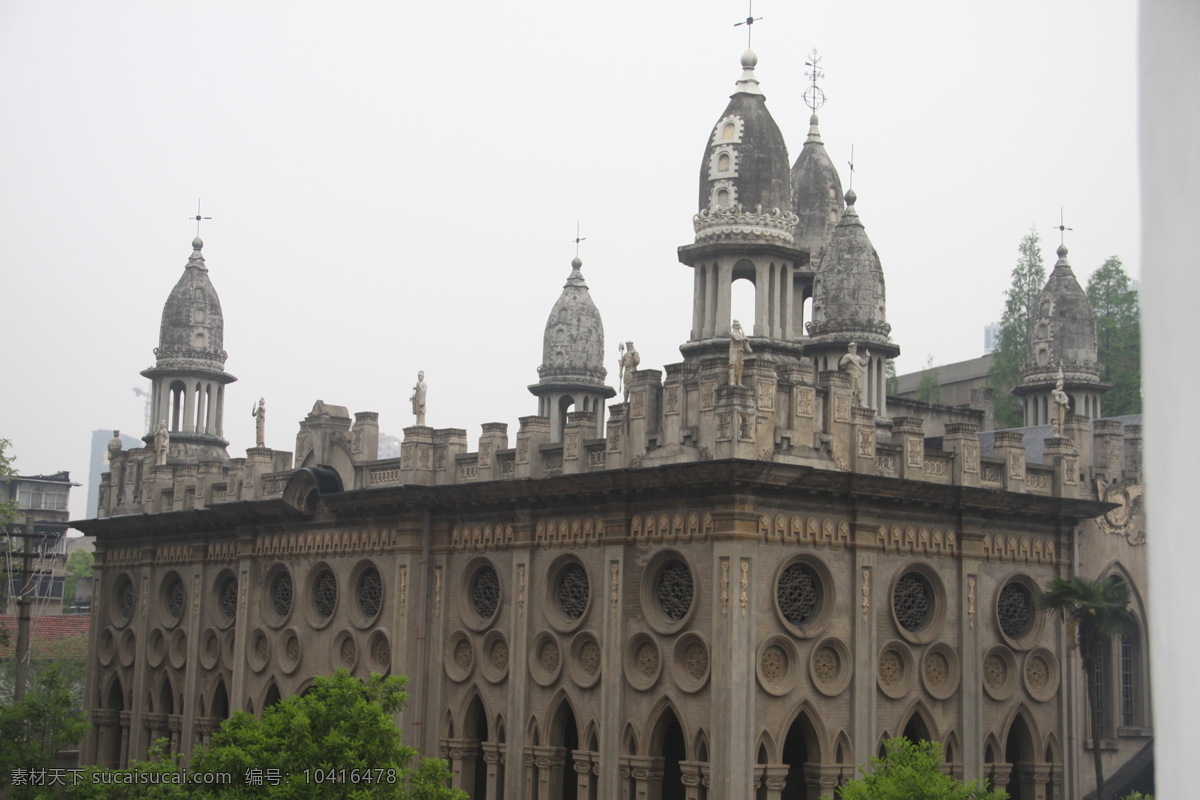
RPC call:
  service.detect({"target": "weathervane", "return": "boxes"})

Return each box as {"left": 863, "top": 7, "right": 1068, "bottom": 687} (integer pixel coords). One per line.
{"left": 803, "top": 48, "right": 826, "bottom": 113}
{"left": 734, "top": 0, "right": 762, "bottom": 48}
{"left": 572, "top": 222, "right": 587, "bottom": 259}
{"left": 1053, "top": 207, "right": 1073, "bottom": 247}
{"left": 189, "top": 199, "right": 212, "bottom": 236}
{"left": 847, "top": 145, "right": 856, "bottom": 192}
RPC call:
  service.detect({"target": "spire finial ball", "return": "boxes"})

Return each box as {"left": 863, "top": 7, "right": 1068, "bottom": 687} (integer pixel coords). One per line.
{"left": 844, "top": 189, "right": 857, "bottom": 206}
{"left": 741, "top": 49, "right": 758, "bottom": 69}
{"left": 571, "top": 256, "right": 583, "bottom": 269}
{"left": 1056, "top": 244, "right": 1068, "bottom": 258}
{"left": 192, "top": 236, "right": 204, "bottom": 250}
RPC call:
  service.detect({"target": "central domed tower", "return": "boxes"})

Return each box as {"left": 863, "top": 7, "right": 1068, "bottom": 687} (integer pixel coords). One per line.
{"left": 529, "top": 257, "right": 615, "bottom": 440}
{"left": 141, "top": 237, "right": 236, "bottom": 462}
{"left": 678, "top": 50, "right": 808, "bottom": 361}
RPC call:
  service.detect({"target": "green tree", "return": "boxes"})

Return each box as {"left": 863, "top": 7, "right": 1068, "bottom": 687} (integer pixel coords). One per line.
{"left": 1086, "top": 257, "right": 1141, "bottom": 416}
{"left": 62, "top": 549, "right": 94, "bottom": 612}
{"left": 69, "top": 670, "right": 464, "bottom": 800}
{"left": 0, "top": 438, "right": 16, "bottom": 529}
{"left": 0, "top": 664, "right": 89, "bottom": 799}
{"left": 915, "top": 355, "right": 945, "bottom": 405}
{"left": 1038, "top": 577, "right": 1138, "bottom": 800}
{"left": 989, "top": 229, "right": 1046, "bottom": 429}
{"left": 824, "top": 737, "right": 1008, "bottom": 800}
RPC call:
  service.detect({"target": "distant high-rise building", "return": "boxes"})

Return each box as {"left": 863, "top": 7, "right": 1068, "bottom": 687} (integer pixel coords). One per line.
{"left": 983, "top": 321, "right": 1002, "bottom": 354}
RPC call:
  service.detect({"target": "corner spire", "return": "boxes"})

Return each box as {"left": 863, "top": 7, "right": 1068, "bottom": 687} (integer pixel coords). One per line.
{"left": 734, "top": 49, "right": 763, "bottom": 95}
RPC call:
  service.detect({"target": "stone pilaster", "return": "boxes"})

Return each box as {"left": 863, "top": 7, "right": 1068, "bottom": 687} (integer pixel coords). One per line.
{"left": 604, "top": 404, "right": 630, "bottom": 469}
{"left": 1092, "top": 418, "right": 1124, "bottom": 481}
{"left": 993, "top": 431, "right": 1027, "bottom": 493}
{"left": 1043, "top": 436, "right": 1080, "bottom": 497}
{"left": 432, "top": 428, "right": 467, "bottom": 483}
{"left": 713, "top": 384, "right": 756, "bottom": 460}
{"left": 477, "top": 422, "right": 509, "bottom": 481}
{"left": 662, "top": 363, "right": 689, "bottom": 448}
{"left": 400, "top": 425, "right": 436, "bottom": 483}
{"left": 350, "top": 411, "right": 379, "bottom": 462}
{"left": 747, "top": 361, "right": 778, "bottom": 460}
{"left": 851, "top": 406, "right": 877, "bottom": 475}
{"left": 822, "top": 371, "right": 853, "bottom": 469}
{"left": 562, "top": 413, "right": 593, "bottom": 475}
{"left": 890, "top": 416, "right": 925, "bottom": 480}
{"left": 944, "top": 422, "right": 981, "bottom": 487}
{"left": 1063, "top": 413, "right": 1092, "bottom": 471}
{"left": 627, "top": 369, "right": 663, "bottom": 460}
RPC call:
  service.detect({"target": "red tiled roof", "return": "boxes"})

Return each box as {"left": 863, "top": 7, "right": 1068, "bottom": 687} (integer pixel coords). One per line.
{"left": 0, "top": 614, "right": 90, "bottom": 660}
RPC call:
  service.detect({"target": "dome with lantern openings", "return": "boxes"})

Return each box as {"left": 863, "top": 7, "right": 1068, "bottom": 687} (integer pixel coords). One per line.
{"left": 536, "top": 257, "right": 609, "bottom": 388}
{"left": 693, "top": 50, "right": 797, "bottom": 246}
{"left": 1021, "top": 244, "right": 1103, "bottom": 387}
{"left": 806, "top": 190, "right": 893, "bottom": 346}
{"left": 791, "top": 114, "right": 845, "bottom": 267}
{"left": 154, "top": 237, "right": 229, "bottom": 372}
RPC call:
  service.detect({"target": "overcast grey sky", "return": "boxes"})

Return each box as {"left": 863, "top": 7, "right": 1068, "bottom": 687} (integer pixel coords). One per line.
{"left": 0, "top": 1, "right": 1139, "bottom": 524}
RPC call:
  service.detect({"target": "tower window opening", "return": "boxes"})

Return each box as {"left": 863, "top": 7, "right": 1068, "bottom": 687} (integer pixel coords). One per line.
{"left": 722, "top": 122, "right": 736, "bottom": 140}
{"left": 718, "top": 153, "right": 730, "bottom": 172}
{"left": 194, "top": 330, "right": 206, "bottom": 349}
{"left": 717, "top": 189, "right": 730, "bottom": 208}
{"left": 169, "top": 381, "right": 186, "bottom": 431}
{"left": 731, "top": 277, "right": 756, "bottom": 333}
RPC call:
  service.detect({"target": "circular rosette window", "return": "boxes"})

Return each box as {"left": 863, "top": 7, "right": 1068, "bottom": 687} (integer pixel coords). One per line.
{"left": 249, "top": 628, "right": 271, "bottom": 673}
{"left": 482, "top": 630, "right": 510, "bottom": 684}
{"left": 279, "top": 628, "right": 302, "bottom": 675}
{"left": 119, "top": 628, "right": 137, "bottom": 667}
{"left": 640, "top": 551, "right": 697, "bottom": 635}
{"left": 994, "top": 575, "right": 1044, "bottom": 651}
{"left": 212, "top": 571, "right": 238, "bottom": 629}
{"left": 351, "top": 561, "right": 384, "bottom": 629}
{"left": 773, "top": 557, "right": 833, "bottom": 638}
{"left": 168, "top": 629, "right": 187, "bottom": 670}
{"left": 444, "top": 630, "right": 474, "bottom": 683}
{"left": 98, "top": 628, "right": 116, "bottom": 666}
{"left": 756, "top": 636, "right": 800, "bottom": 697}
{"left": 672, "top": 633, "right": 710, "bottom": 693}
{"left": 529, "top": 632, "right": 564, "bottom": 687}
{"left": 460, "top": 559, "right": 502, "bottom": 632}
{"left": 920, "top": 643, "right": 961, "bottom": 700}
{"left": 199, "top": 628, "right": 220, "bottom": 670}
{"left": 876, "top": 641, "right": 915, "bottom": 699}
{"left": 111, "top": 574, "right": 135, "bottom": 628}
{"left": 1022, "top": 647, "right": 1060, "bottom": 702}
{"left": 623, "top": 633, "right": 663, "bottom": 691}
{"left": 568, "top": 631, "right": 603, "bottom": 689}
{"left": 809, "top": 637, "right": 853, "bottom": 697}
{"left": 889, "top": 566, "right": 946, "bottom": 644}
{"left": 543, "top": 556, "right": 592, "bottom": 633}
{"left": 264, "top": 565, "right": 295, "bottom": 629}
{"left": 304, "top": 564, "right": 339, "bottom": 629}
{"left": 160, "top": 572, "right": 186, "bottom": 629}
{"left": 147, "top": 628, "right": 167, "bottom": 669}
{"left": 367, "top": 630, "right": 391, "bottom": 674}
{"left": 982, "top": 645, "right": 1018, "bottom": 701}
{"left": 334, "top": 630, "right": 360, "bottom": 672}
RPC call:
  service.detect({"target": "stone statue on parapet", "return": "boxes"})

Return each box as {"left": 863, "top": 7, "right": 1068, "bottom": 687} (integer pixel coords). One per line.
{"left": 839, "top": 342, "right": 870, "bottom": 405}
{"left": 251, "top": 397, "right": 267, "bottom": 447}
{"left": 728, "top": 320, "right": 753, "bottom": 385}
{"left": 107, "top": 430, "right": 122, "bottom": 463}
{"left": 410, "top": 370, "right": 428, "bottom": 426}
{"left": 154, "top": 420, "right": 170, "bottom": 466}
{"left": 618, "top": 341, "right": 640, "bottom": 401}
{"left": 1051, "top": 366, "right": 1070, "bottom": 434}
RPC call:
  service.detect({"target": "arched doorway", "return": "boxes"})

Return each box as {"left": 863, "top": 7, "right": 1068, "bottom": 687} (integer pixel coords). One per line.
{"left": 464, "top": 695, "right": 489, "bottom": 800}
{"left": 781, "top": 713, "right": 816, "bottom": 800}
{"left": 652, "top": 708, "right": 686, "bottom": 800}
{"left": 1004, "top": 713, "right": 1036, "bottom": 800}
{"left": 548, "top": 697, "right": 580, "bottom": 800}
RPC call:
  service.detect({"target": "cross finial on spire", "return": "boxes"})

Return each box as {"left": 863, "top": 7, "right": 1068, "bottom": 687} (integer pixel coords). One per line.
{"left": 1053, "top": 207, "right": 1073, "bottom": 247}
{"left": 803, "top": 48, "right": 826, "bottom": 113}
{"left": 847, "top": 145, "right": 856, "bottom": 192}
{"left": 572, "top": 222, "right": 587, "bottom": 259}
{"left": 734, "top": 0, "right": 762, "bottom": 48}
{"left": 189, "top": 199, "right": 212, "bottom": 237}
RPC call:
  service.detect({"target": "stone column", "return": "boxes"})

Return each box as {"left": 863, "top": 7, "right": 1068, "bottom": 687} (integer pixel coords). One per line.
{"left": 680, "top": 761, "right": 705, "bottom": 800}
{"left": 808, "top": 764, "right": 843, "bottom": 800}
{"left": 628, "top": 755, "right": 665, "bottom": 800}
{"left": 760, "top": 764, "right": 789, "bottom": 799}
{"left": 755, "top": 260, "right": 770, "bottom": 336}
{"left": 573, "top": 749, "right": 596, "bottom": 800}
{"left": 705, "top": 263, "right": 719, "bottom": 339}
{"left": 482, "top": 742, "right": 505, "bottom": 800}
{"left": 119, "top": 711, "right": 131, "bottom": 767}
{"left": 822, "top": 371, "right": 853, "bottom": 468}
{"left": 445, "top": 738, "right": 480, "bottom": 793}
{"left": 944, "top": 422, "right": 981, "bottom": 487}
{"left": 604, "top": 404, "right": 630, "bottom": 469}
{"left": 524, "top": 751, "right": 537, "bottom": 798}
{"left": 993, "top": 431, "right": 1027, "bottom": 493}
{"left": 850, "top": 405, "right": 877, "bottom": 475}
{"left": 563, "top": 413, "right": 592, "bottom": 475}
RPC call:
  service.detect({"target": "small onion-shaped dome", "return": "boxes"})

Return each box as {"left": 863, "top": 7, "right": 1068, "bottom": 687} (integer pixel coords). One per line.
{"left": 154, "top": 238, "right": 228, "bottom": 370}
{"left": 536, "top": 257, "right": 608, "bottom": 387}
{"left": 791, "top": 114, "right": 845, "bottom": 266}
{"left": 806, "top": 190, "right": 891, "bottom": 344}
{"left": 1025, "top": 245, "right": 1101, "bottom": 381}
{"left": 695, "top": 50, "right": 793, "bottom": 234}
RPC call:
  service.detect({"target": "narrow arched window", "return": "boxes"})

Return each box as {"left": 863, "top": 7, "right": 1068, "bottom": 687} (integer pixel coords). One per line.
{"left": 718, "top": 153, "right": 730, "bottom": 172}
{"left": 722, "top": 123, "right": 735, "bottom": 140}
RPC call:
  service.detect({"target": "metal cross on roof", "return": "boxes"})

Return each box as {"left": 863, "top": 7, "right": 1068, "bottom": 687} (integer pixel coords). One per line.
{"left": 189, "top": 199, "right": 212, "bottom": 236}
{"left": 803, "top": 48, "right": 826, "bottom": 113}
{"left": 734, "top": 0, "right": 762, "bottom": 48}
{"left": 847, "top": 145, "right": 856, "bottom": 192}
{"left": 1053, "top": 207, "right": 1073, "bottom": 246}
{"left": 572, "top": 222, "right": 586, "bottom": 259}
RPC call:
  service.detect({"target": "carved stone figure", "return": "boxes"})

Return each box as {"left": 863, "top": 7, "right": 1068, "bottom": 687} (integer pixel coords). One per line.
{"left": 728, "top": 320, "right": 752, "bottom": 385}
{"left": 107, "top": 430, "right": 122, "bottom": 463}
{"left": 618, "top": 342, "right": 641, "bottom": 400}
{"left": 251, "top": 397, "right": 266, "bottom": 447}
{"left": 410, "top": 370, "right": 428, "bottom": 426}
{"left": 1051, "top": 367, "right": 1070, "bottom": 434}
{"left": 154, "top": 420, "right": 170, "bottom": 466}
{"left": 838, "top": 342, "right": 871, "bottom": 405}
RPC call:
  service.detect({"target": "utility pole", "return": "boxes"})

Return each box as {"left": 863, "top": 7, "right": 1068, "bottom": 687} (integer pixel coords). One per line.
{"left": 14, "top": 516, "right": 35, "bottom": 702}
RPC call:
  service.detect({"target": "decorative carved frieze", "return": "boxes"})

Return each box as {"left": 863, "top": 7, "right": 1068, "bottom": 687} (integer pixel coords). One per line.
{"left": 876, "top": 525, "right": 958, "bottom": 556}
{"left": 534, "top": 517, "right": 606, "bottom": 548}
{"left": 664, "top": 385, "right": 681, "bottom": 415}
{"left": 369, "top": 467, "right": 400, "bottom": 485}
{"left": 980, "top": 534, "right": 1056, "bottom": 564}
{"left": 630, "top": 512, "right": 713, "bottom": 544}
{"left": 254, "top": 528, "right": 398, "bottom": 556}
{"left": 794, "top": 386, "right": 814, "bottom": 417}
{"left": 450, "top": 523, "right": 515, "bottom": 552}
{"left": 757, "top": 514, "right": 850, "bottom": 548}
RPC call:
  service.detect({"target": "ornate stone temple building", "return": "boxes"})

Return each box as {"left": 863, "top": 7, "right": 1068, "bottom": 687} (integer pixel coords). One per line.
{"left": 80, "top": 46, "right": 1149, "bottom": 800}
